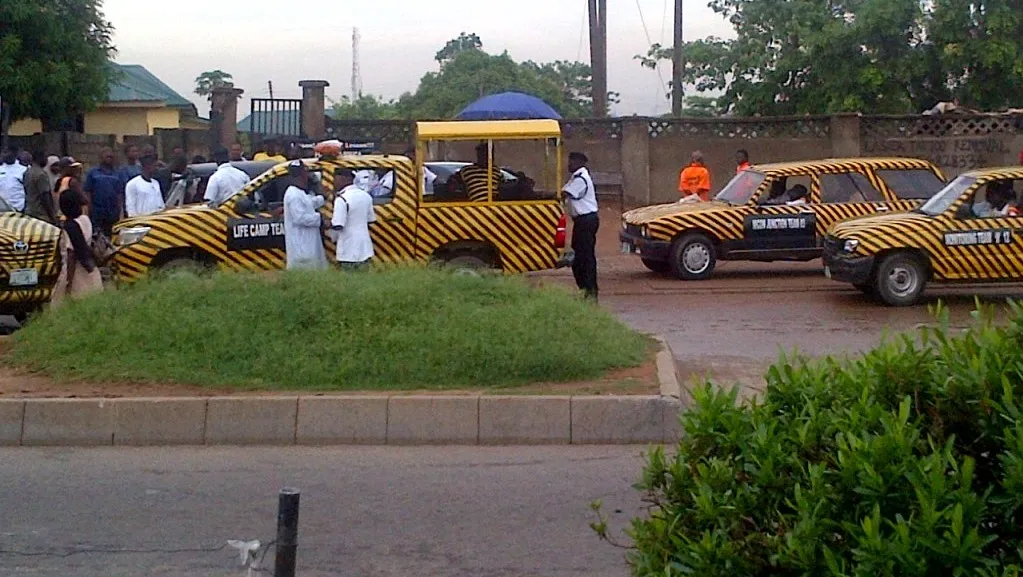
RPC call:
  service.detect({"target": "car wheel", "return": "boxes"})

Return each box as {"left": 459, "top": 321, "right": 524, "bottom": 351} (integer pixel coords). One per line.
{"left": 443, "top": 254, "right": 494, "bottom": 277}
{"left": 670, "top": 233, "right": 717, "bottom": 281}
{"left": 157, "top": 257, "right": 211, "bottom": 278}
{"left": 873, "top": 252, "right": 926, "bottom": 307}
{"left": 641, "top": 258, "right": 671, "bottom": 275}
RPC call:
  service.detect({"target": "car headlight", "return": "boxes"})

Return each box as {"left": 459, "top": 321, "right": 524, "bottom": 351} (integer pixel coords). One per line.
{"left": 843, "top": 239, "right": 860, "bottom": 253}
{"left": 118, "top": 226, "right": 151, "bottom": 247}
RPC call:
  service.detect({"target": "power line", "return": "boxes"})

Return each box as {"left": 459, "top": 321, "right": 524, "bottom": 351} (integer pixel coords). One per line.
{"left": 660, "top": 0, "right": 668, "bottom": 44}
{"left": 636, "top": 0, "right": 670, "bottom": 102}
{"left": 578, "top": 5, "right": 587, "bottom": 62}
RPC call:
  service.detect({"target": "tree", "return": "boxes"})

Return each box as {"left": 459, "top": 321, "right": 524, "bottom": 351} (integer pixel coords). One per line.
{"left": 326, "top": 34, "right": 603, "bottom": 120}
{"left": 928, "top": 0, "right": 1023, "bottom": 111}
{"left": 681, "top": 95, "right": 718, "bottom": 117}
{"left": 194, "top": 70, "right": 233, "bottom": 98}
{"left": 639, "top": 0, "right": 1023, "bottom": 115}
{"left": 402, "top": 35, "right": 598, "bottom": 119}
{"left": 0, "top": 0, "right": 115, "bottom": 135}
{"left": 435, "top": 32, "right": 483, "bottom": 66}
{"left": 329, "top": 94, "right": 404, "bottom": 120}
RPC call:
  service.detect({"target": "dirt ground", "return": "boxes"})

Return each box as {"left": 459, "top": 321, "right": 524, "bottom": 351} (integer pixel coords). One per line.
{"left": 0, "top": 335, "right": 658, "bottom": 398}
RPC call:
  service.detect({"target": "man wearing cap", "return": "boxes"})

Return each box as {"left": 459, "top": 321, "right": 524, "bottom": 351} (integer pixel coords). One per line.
{"left": 0, "top": 146, "right": 27, "bottom": 211}
{"left": 84, "top": 148, "right": 124, "bottom": 236}
{"left": 204, "top": 146, "right": 251, "bottom": 207}
{"left": 562, "top": 151, "right": 600, "bottom": 300}
{"left": 451, "top": 143, "right": 503, "bottom": 202}
{"left": 283, "top": 160, "right": 328, "bottom": 270}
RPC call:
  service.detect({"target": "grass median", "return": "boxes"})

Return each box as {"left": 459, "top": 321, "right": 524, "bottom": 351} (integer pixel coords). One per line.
{"left": 9, "top": 268, "right": 650, "bottom": 391}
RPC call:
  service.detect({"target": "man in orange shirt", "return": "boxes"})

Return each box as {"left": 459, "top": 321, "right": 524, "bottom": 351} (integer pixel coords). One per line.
{"left": 735, "top": 149, "right": 751, "bottom": 174}
{"left": 679, "top": 151, "right": 711, "bottom": 201}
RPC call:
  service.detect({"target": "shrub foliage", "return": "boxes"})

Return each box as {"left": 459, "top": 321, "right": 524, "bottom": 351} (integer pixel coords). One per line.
{"left": 622, "top": 303, "right": 1023, "bottom": 577}
{"left": 10, "top": 268, "right": 648, "bottom": 390}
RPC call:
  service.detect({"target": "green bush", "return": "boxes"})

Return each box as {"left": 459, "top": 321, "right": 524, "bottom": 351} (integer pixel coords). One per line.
{"left": 616, "top": 302, "right": 1023, "bottom": 577}
{"left": 11, "top": 268, "right": 649, "bottom": 390}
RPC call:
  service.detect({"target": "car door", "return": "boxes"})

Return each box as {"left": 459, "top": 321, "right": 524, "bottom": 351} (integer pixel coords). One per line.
{"left": 328, "top": 162, "right": 418, "bottom": 264}
{"left": 740, "top": 173, "right": 818, "bottom": 256}
{"left": 223, "top": 168, "right": 330, "bottom": 270}
{"left": 941, "top": 178, "right": 1023, "bottom": 281}
{"left": 814, "top": 170, "right": 893, "bottom": 241}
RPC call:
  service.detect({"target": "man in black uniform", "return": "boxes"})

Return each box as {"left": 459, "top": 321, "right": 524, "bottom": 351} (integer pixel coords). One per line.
{"left": 561, "top": 152, "right": 600, "bottom": 300}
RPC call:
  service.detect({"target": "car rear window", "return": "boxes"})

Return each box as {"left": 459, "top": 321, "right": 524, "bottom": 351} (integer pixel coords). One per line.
{"left": 876, "top": 169, "right": 945, "bottom": 200}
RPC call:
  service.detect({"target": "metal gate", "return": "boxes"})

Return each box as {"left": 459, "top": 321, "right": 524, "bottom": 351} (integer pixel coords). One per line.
{"left": 249, "top": 98, "right": 304, "bottom": 137}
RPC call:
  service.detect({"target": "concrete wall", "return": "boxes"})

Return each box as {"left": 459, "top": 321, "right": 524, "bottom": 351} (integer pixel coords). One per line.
{"left": 858, "top": 115, "right": 1023, "bottom": 179}
{"left": 6, "top": 129, "right": 210, "bottom": 169}
{"left": 323, "top": 114, "right": 1023, "bottom": 207}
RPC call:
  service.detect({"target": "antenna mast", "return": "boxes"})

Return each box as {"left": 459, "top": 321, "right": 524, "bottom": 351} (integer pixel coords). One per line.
{"left": 351, "top": 27, "right": 363, "bottom": 101}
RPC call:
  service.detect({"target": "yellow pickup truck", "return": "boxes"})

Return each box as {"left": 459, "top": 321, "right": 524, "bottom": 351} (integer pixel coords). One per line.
{"left": 112, "top": 120, "right": 570, "bottom": 280}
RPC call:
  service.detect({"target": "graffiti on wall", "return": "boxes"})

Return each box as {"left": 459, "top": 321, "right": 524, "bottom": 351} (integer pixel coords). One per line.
{"left": 864, "top": 137, "right": 1015, "bottom": 172}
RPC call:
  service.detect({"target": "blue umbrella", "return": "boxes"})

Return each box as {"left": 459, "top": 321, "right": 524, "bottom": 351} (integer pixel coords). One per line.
{"left": 456, "top": 92, "right": 563, "bottom": 120}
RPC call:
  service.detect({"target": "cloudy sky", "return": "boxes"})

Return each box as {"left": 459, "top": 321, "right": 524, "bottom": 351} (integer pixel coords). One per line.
{"left": 103, "top": 0, "right": 732, "bottom": 117}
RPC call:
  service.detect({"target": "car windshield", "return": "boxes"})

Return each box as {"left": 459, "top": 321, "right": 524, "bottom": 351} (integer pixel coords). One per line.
{"left": 715, "top": 170, "right": 766, "bottom": 205}
{"left": 918, "top": 175, "right": 977, "bottom": 216}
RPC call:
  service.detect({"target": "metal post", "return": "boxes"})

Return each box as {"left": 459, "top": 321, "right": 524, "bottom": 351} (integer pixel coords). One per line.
{"left": 273, "top": 488, "right": 300, "bottom": 577}
{"left": 672, "top": 0, "right": 684, "bottom": 117}
{"left": 588, "top": 0, "right": 607, "bottom": 117}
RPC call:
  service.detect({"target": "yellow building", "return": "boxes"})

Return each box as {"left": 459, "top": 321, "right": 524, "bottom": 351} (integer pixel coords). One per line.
{"left": 8, "top": 63, "right": 205, "bottom": 139}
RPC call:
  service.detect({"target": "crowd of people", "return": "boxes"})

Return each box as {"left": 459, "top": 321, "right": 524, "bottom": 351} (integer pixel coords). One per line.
{"left": 0, "top": 140, "right": 262, "bottom": 303}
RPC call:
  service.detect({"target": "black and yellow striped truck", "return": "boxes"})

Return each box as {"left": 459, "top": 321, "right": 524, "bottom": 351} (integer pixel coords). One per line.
{"left": 111, "top": 120, "right": 569, "bottom": 281}
{"left": 619, "top": 158, "right": 946, "bottom": 280}
{"left": 824, "top": 167, "right": 1023, "bottom": 306}
{"left": 0, "top": 212, "right": 62, "bottom": 319}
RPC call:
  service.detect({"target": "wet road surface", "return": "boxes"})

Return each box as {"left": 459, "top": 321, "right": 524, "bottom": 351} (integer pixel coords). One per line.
{"left": 544, "top": 210, "right": 1023, "bottom": 392}
{"left": 0, "top": 446, "right": 644, "bottom": 577}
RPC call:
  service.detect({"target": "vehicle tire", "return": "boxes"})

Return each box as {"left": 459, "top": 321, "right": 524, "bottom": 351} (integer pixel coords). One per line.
{"left": 443, "top": 253, "right": 495, "bottom": 276}
{"left": 641, "top": 258, "right": 671, "bottom": 275}
{"left": 157, "top": 257, "right": 211, "bottom": 278}
{"left": 873, "top": 252, "right": 927, "bottom": 307}
{"left": 669, "top": 233, "right": 717, "bottom": 281}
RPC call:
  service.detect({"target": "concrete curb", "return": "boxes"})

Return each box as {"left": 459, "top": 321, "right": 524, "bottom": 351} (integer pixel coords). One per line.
{"left": 0, "top": 343, "right": 686, "bottom": 447}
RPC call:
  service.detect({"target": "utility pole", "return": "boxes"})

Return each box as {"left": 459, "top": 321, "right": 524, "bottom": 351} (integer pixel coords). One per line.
{"left": 588, "top": 0, "right": 607, "bottom": 117}
{"left": 268, "top": 80, "right": 274, "bottom": 100}
{"left": 352, "top": 27, "right": 363, "bottom": 101}
{"left": 672, "top": 0, "right": 684, "bottom": 116}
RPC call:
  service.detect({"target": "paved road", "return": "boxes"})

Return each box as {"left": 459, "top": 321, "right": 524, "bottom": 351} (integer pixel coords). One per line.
{"left": 0, "top": 446, "right": 646, "bottom": 577}
{"left": 542, "top": 234, "right": 1023, "bottom": 391}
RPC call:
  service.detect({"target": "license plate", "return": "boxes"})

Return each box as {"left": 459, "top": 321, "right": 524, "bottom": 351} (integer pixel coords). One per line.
{"left": 824, "top": 266, "right": 832, "bottom": 279}
{"left": 621, "top": 242, "right": 635, "bottom": 254}
{"left": 9, "top": 268, "right": 38, "bottom": 287}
